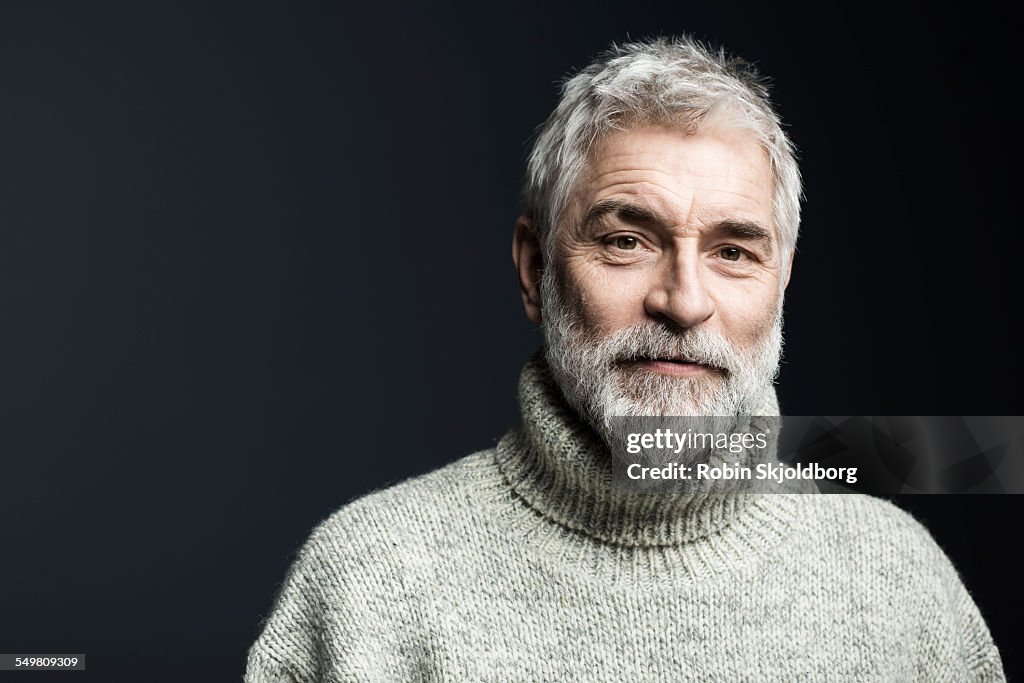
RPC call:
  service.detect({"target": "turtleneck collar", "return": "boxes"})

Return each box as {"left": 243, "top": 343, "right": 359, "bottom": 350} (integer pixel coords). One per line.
{"left": 493, "top": 352, "right": 794, "bottom": 549}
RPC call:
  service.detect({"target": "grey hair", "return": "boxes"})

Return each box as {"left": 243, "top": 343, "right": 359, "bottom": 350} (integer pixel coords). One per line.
{"left": 523, "top": 36, "right": 803, "bottom": 264}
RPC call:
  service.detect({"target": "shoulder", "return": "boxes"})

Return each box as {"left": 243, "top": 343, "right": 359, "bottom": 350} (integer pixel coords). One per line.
{"left": 290, "top": 449, "right": 502, "bottom": 586}
{"left": 800, "top": 493, "right": 951, "bottom": 564}
{"left": 791, "top": 494, "right": 972, "bottom": 611}
{"left": 794, "top": 494, "right": 1004, "bottom": 678}
{"left": 246, "top": 452, "right": 503, "bottom": 682}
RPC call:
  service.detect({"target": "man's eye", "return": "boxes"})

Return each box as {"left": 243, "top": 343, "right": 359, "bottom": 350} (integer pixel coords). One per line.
{"left": 613, "top": 235, "right": 639, "bottom": 250}
{"left": 719, "top": 246, "right": 743, "bottom": 261}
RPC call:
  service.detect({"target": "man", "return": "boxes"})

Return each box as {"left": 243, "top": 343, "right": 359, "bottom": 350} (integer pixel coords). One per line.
{"left": 246, "top": 37, "right": 1004, "bottom": 681}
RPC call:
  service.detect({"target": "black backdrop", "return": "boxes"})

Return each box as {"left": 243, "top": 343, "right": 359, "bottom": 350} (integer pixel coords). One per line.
{"left": 1, "top": 1, "right": 1020, "bottom": 681}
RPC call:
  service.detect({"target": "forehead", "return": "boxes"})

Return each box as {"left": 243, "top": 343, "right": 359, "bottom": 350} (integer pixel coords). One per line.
{"left": 578, "top": 124, "right": 775, "bottom": 228}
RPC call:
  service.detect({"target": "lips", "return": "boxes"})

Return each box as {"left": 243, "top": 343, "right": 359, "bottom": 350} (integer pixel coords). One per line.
{"left": 630, "top": 356, "right": 715, "bottom": 368}
{"left": 620, "top": 356, "right": 726, "bottom": 376}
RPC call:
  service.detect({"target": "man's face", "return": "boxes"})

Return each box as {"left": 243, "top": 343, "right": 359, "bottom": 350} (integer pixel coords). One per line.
{"left": 518, "top": 123, "right": 791, "bottom": 434}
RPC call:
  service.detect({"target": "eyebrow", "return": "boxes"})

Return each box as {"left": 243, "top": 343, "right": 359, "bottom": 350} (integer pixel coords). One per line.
{"left": 582, "top": 199, "right": 669, "bottom": 230}
{"left": 711, "top": 220, "right": 774, "bottom": 246}
{"left": 582, "top": 198, "right": 776, "bottom": 256}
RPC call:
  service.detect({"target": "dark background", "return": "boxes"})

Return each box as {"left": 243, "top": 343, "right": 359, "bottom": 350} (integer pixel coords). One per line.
{"left": 1, "top": 1, "right": 1020, "bottom": 680}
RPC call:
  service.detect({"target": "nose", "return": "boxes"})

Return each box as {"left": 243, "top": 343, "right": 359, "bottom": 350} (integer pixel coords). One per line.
{"left": 643, "top": 248, "right": 715, "bottom": 328}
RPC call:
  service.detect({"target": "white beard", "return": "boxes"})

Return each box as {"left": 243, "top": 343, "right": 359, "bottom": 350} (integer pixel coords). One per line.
{"left": 540, "top": 263, "right": 785, "bottom": 443}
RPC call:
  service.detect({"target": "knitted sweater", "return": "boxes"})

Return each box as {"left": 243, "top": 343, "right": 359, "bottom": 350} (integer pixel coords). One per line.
{"left": 246, "top": 357, "right": 1005, "bottom": 682}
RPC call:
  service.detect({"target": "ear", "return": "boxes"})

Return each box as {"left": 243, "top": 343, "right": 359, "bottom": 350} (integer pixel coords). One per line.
{"left": 512, "top": 215, "right": 544, "bottom": 324}
{"left": 781, "top": 249, "right": 795, "bottom": 291}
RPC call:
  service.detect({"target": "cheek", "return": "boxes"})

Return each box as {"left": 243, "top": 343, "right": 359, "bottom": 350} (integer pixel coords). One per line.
{"left": 563, "top": 262, "right": 649, "bottom": 331}
{"left": 714, "top": 288, "right": 780, "bottom": 344}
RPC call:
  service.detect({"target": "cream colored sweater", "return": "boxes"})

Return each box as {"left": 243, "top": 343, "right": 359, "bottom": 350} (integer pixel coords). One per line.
{"left": 246, "top": 357, "right": 1005, "bottom": 681}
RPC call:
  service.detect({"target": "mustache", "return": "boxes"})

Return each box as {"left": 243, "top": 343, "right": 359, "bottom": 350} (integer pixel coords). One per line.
{"left": 597, "top": 323, "right": 741, "bottom": 373}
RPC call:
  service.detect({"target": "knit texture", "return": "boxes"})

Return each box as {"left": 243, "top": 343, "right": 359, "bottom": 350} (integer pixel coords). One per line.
{"left": 246, "top": 356, "right": 1005, "bottom": 682}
